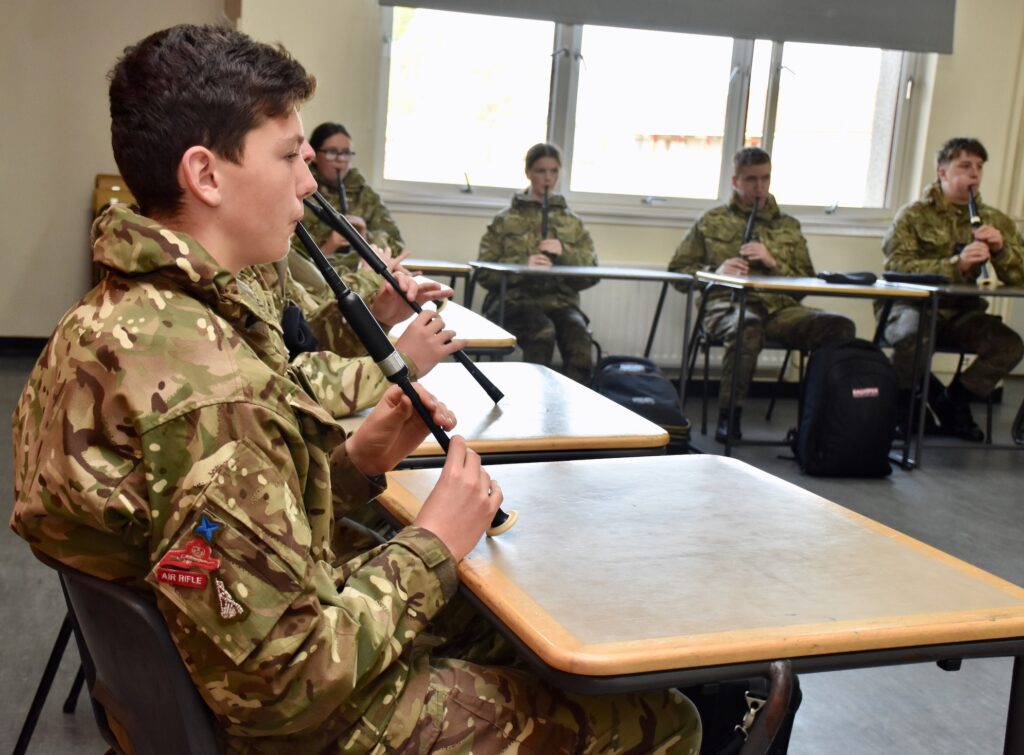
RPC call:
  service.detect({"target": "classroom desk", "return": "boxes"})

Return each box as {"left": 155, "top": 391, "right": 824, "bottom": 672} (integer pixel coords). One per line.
{"left": 468, "top": 261, "right": 696, "bottom": 399}
{"left": 339, "top": 361, "right": 669, "bottom": 466}
{"left": 695, "top": 272, "right": 934, "bottom": 465}
{"left": 377, "top": 454, "right": 1024, "bottom": 752}
{"left": 404, "top": 258, "right": 473, "bottom": 303}
{"left": 388, "top": 300, "right": 516, "bottom": 358}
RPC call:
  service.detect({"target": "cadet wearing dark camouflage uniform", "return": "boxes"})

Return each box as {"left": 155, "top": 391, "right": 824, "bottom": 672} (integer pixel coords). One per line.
{"left": 476, "top": 143, "right": 597, "bottom": 384}
{"left": 11, "top": 26, "right": 700, "bottom": 754}
{"left": 669, "top": 147, "right": 855, "bottom": 442}
{"left": 881, "top": 137, "right": 1024, "bottom": 440}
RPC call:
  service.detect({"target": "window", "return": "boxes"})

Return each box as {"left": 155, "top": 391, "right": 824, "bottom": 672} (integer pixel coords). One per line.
{"left": 382, "top": 8, "right": 554, "bottom": 188}
{"left": 377, "top": 7, "right": 920, "bottom": 214}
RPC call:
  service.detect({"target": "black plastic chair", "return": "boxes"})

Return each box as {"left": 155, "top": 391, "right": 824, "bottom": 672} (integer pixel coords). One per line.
{"left": 26, "top": 553, "right": 221, "bottom": 755}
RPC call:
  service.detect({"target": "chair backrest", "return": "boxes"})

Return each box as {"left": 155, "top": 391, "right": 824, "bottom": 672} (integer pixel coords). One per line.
{"left": 48, "top": 558, "right": 221, "bottom": 755}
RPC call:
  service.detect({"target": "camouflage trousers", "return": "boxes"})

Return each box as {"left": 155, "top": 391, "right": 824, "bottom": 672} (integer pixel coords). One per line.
{"left": 382, "top": 595, "right": 701, "bottom": 754}
{"left": 882, "top": 303, "right": 1024, "bottom": 396}
{"left": 497, "top": 301, "right": 594, "bottom": 385}
{"left": 703, "top": 297, "right": 855, "bottom": 408}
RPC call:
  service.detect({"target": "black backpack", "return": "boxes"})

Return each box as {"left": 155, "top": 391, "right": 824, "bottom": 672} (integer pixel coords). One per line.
{"left": 790, "top": 339, "right": 897, "bottom": 477}
{"left": 591, "top": 356, "right": 690, "bottom": 453}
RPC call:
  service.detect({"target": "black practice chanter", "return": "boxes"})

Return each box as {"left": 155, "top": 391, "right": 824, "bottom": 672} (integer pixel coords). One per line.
{"left": 540, "top": 186, "right": 555, "bottom": 260}
{"left": 336, "top": 169, "right": 349, "bottom": 214}
{"left": 304, "top": 191, "right": 504, "bottom": 403}
{"left": 742, "top": 197, "right": 759, "bottom": 245}
{"left": 967, "top": 185, "right": 989, "bottom": 279}
{"left": 293, "top": 223, "right": 516, "bottom": 536}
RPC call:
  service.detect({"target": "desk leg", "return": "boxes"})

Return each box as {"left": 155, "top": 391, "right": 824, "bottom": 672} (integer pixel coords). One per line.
{"left": 465, "top": 270, "right": 477, "bottom": 309}
{"left": 725, "top": 291, "right": 747, "bottom": 458}
{"left": 1006, "top": 655, "right": 1023, "bottom": 755}
{"left": 679, "top": 286, "right": 694, "bottom": 405}
{"left": 498, "top": 275, "right": 507, "bottom": 327}
{"left": 912, "top": 294, "right": 939, "bottom": 471}
{"left": 644, "top": 282, "right": 668, "bottom": 359}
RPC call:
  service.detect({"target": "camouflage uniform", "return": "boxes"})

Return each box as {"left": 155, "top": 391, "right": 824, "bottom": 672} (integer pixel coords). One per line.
{"left": 11, "top": 204, "right": 700, "bottom": 754}
{"left": 668, "top": 192, "right": 855, "bottom": 407}
{"left": 881, "top": 181, "right": 1024, "bottom": 394}
{"left": 298, "top": 165, "right": 404, "bottom": 276}
{"left": 239, "top": 259, "right": 414, "bottom": 419}
{"left": 477, "top": 191, "right": 598, "bottom": 384}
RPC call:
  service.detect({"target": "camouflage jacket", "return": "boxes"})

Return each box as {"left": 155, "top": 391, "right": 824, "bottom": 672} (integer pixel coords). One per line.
{"left": 669, "top": 192, "right": 814, "bottom": 314}
{"left": 11, "top": 205, "right": 457, "bottom": 753}
{"left": 239, "top": 258, "right": 417, "bottom": 419}
{"left": 301, "top": 165, "right": 405, "bottom": 274}
{"left": 476, "top": 191, "right": 597, "bottom": 313}
{"left": 883, "top": 180, "right": 1024, "bottom": 311}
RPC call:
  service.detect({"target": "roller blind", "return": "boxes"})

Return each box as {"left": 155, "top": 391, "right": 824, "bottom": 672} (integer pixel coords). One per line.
{"left": 379, "top": 0, "right": 956, "bottom": 53}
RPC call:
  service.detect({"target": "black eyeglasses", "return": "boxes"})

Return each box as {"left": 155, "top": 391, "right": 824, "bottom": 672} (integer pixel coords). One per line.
{"left": 317, "top": 149, "right": 356, "bottom": 160}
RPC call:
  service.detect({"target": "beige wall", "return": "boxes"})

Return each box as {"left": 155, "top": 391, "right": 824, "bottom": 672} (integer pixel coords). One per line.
{"left": 3, "top": 0, "right": 1023, "bottom": 350}
{"left": 0, "top": 0, "right": 226, "bottom": 337}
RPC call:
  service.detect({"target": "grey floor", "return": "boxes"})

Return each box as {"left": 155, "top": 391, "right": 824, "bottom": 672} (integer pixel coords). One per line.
{"left": 1, "top": 353, "right": 1021, "bottom": 754}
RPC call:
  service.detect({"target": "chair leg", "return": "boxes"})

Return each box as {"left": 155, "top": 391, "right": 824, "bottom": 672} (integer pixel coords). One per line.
{"left": 739, "top": 660, "right": 795, "bottom": 755}
{"left": 765, "top": 349, "right": 792, "bottom": 422}
{"left": 13, "top": 613, "right": 74, "bottom": 755}
{"left": 701, "top": 343, "right": 711, "bottom": 435}
{"left": 63, "top": 664, "right": 86, "bottom": 713}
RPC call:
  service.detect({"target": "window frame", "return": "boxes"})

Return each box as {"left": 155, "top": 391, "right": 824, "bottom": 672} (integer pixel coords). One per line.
{"left": 371, "top": 7, "right": 935, "bottom": 233}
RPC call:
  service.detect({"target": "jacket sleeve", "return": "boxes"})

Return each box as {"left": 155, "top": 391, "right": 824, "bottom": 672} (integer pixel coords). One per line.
{"left": 668, "top": 224, "right": 709, "bottom": 292}
{"left": 991, "top": 210, "right": 1024, "bottom": 286}
{"left": 555, "top": 214, "right": 598, "bottom": 291}
{"left": 142, "top": 403, "right": 456, "bottom": 738}
{"left": 361, "top": 185, "right": 405, "bottom": 255}
{"left": 882, "top": 207, "right": 963, "bottom": 279}
{"left": 475, "top": 216, "right": 510, "bottom": 292}
{"left": 769, "top": 220, "right": 814, "bottom": 277}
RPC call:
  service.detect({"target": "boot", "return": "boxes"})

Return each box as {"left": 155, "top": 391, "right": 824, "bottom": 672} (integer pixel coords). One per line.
{"left": 938, "top": 377, "right": 985, "bottom": 442}
{"left": 715, "top": 407, "right": 743, "bottom": 444}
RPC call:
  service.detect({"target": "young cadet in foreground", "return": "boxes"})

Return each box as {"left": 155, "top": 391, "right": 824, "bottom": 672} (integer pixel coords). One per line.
{"left": 668, "top": 147, "right": 855, "bottom": 443}
{"left": 10, "top": 25, "right": 699, "bottom": 753}
{"left": 881, "top": 137, "right": 1024, "bottom": 440}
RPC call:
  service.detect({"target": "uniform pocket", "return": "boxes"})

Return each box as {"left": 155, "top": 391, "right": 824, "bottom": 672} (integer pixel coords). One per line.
{"left": 147, "top": 437, "right": 310, "bottom": 665}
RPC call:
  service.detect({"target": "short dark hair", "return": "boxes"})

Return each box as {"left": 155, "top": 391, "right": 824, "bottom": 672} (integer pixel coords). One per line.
{"left": 109, "top": 24, "right": 316, "bottom": 217}
{"left": 310, "top": 122, "right": 352, "bottom": 152}
{"left": 733, "top": 147, "right": 771, "bottom": 173}
{"left": 525, "top": 143, "right": 562, "bottom": 171}
{"left": 936, "top": 137, "right": 988, "bottom": 166}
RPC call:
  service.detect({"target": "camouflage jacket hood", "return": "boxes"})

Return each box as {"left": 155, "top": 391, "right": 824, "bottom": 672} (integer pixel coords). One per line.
{"left": 668, "top": 192, "right": 815, "bottom": 314}
{"left": 882, "top": 180, "right": 1024, "bottom": 301}
{"left": 476, "top": 190, "right": 598, "bottom": 310}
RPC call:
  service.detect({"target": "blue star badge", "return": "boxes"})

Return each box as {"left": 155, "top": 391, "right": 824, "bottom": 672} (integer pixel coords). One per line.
{"left": 194, "top": 514, "right": 222, "bottom": 544}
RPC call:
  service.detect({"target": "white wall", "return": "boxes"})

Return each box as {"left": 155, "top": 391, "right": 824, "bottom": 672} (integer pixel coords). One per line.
{"left": 0, "top": 0, "right": 226, "bottom": 337}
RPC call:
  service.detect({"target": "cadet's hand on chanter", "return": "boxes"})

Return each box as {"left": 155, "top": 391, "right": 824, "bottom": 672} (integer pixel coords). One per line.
{"left": 739, "top": 241, "right": 776, "bottom": 270}
{"left": 537, "top": 238, "right": 563, "bottom": 257}
{"left": 369, "top": 271, "right": 421, "bottom": 326}
{"left": 347, "top": 384, "right": 456, "bottom": 477}
{"left": 717, "top": 257, "right": 749, "bottom": 276}
{"left": 394, "top": 311, "right": 466, "bottom": 377}
{"left": 957, "top": 241, "right": 992, "bottom": 274}
{"left": 973, "top": 225, "right": 1004, "bottom": 254}
{"left": 414, "top": 436, "right": 503, "bottom": 561}
{"left": 324, "top": 230, "right": 349, "bottom": 254}
{"left": 528, "top": 253, "right": 553, "bottom": 267}
{"left": 345, "top": 214, "right": 368, "bottom": 237}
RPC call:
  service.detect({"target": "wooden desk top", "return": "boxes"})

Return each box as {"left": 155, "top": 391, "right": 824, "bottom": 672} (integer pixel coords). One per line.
{"left": 471, "top": 260, "right": 694, "bottom": 285}
{"left": 405, "top": 258, "right": 473, "bottom": 276}
{"left": 379, "top": 455, "right": 1024, "bottom": 676}
{"left": 340, "top": 362, "right": 669, "bottom": 455}
{"left": 696, "top": 272, "right": 932, "bottom": 298}
{"left": 388, "top": 301, "right": 516, "bottom": 350}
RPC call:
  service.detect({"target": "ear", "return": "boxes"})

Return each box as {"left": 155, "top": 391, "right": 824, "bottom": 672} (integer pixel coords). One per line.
{"left": 731, "top": 174, "right": 739, "bottom": 189}
{"left": 178, "top": 146, "right": 222, "bottom": 208}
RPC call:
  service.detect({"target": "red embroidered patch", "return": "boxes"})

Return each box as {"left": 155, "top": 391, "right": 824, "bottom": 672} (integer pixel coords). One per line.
{"left": 852, "top": 387, "right": 880, "bottom": 398}
{"left": 159, "top": 538, "right": 221, "bottom": 572}
{"left": 156, "top": 568, "right": 209, "bottom": 589}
